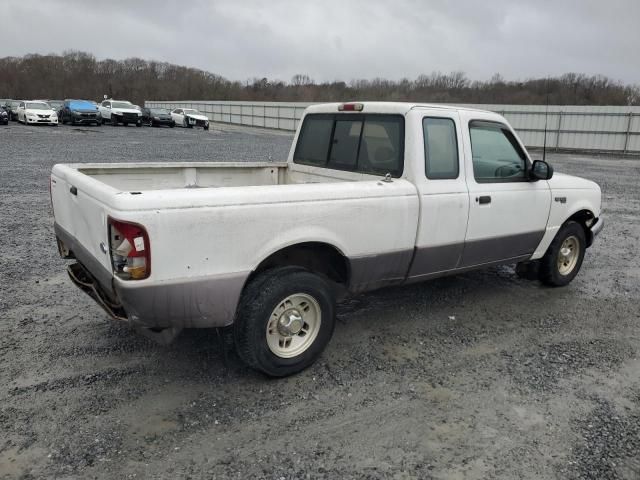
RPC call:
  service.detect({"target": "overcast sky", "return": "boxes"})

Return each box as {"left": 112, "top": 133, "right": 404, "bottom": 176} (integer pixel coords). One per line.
{"left": 1, "top": 0, "right": 639, "bottom": 84}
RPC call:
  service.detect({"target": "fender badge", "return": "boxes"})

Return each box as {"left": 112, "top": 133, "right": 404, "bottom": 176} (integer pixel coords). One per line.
{"left": 554, "top": 196, "right": 567, "bottom": 204}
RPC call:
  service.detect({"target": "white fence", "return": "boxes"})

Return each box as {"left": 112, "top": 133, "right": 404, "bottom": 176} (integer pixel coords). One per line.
{"left": 145, "top": 100, "right": 640, "bottom": 154}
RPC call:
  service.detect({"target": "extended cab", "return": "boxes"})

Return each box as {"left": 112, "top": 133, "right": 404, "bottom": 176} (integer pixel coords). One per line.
{"left": 50, "top": 102, "right": 603, "bottom": 376}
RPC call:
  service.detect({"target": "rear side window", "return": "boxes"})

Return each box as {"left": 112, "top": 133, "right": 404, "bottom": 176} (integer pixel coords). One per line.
{"left": 294, "top": 114, "right": 404, "bottom": 176}
{"left": 423, "top": 117, "right": 459, "bottom": 179}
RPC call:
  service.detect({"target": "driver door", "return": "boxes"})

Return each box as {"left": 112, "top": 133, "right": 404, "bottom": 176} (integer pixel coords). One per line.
{"left": 461, "top": 115, "right": 551, "bottom": 267}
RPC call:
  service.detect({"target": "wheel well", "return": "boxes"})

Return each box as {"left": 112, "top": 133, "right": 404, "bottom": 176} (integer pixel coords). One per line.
{"left": 567, "top": 209, "right": 596, "bottom": 246}
{"left": 248, "top": 242, "right": 350, "bottom": 286}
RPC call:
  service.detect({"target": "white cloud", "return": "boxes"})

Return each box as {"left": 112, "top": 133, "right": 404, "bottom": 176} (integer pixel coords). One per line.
{"left": 1, "top": 0, "right": 638, "bottom": 83}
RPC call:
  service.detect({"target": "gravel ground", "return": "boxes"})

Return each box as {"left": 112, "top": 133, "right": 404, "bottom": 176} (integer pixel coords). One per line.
{"left": 0, "top": 121, "right": 639, "bottom": 480}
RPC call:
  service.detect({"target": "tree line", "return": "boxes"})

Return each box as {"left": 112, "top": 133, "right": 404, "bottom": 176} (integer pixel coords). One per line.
{"left": 1, "top": 51, "right": 638, "bottom": 106}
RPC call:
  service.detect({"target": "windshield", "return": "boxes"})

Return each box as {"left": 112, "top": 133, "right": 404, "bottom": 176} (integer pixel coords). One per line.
{"left": 10, "top": 101, "right": 21, "bottom": 108}
{"left": 111, "top": 101, "right": 133, "bottom": 109}
{"left": 49, "top": 101, "right": 63, "bottom": 108}
{"left": 69, "top": 101, "right": 97, "bottom": 110}
{"left": 183, "top": 109, "right": 201, "bottom": 115}
{"left": 150, "top": 108, "right": 170, "bottom": 115}
{"left": 26, "top": 102, "right": 51, "bottom": 110}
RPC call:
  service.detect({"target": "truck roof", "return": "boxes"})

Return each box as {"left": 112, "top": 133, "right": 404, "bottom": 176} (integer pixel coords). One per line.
{"left": 305, "top": 101, "right": 496, "bottom": 116}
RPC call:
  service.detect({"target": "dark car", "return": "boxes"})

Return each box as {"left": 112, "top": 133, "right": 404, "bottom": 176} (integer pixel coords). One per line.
{"left": 47, "top": 100, "right": 64, "bottom": 116}
{"left": 60, "top": 99, "right": 102, "bottom": 126}
{"left": 141, "top": 107, "right": 175, "bottom": 127}
{"left": 0, "top": 106, "right": 8, "bottom": 125}
{"left": 5, "top": 100, "right": 23, "bottom": 121}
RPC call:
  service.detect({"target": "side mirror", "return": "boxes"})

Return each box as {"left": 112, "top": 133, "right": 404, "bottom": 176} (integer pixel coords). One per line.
{"left": 530, "top": 160, "right": 554, "bottom": 181}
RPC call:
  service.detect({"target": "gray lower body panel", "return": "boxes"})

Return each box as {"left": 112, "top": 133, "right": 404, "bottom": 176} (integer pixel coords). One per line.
{"left": 349, "top": 231, "right": 544, "bottom": 289}
{"left": 115, "top": 273, "right": 248, "bottom": 329}
{"left": 55, "top": 222, "right": 248, "bottom": 329}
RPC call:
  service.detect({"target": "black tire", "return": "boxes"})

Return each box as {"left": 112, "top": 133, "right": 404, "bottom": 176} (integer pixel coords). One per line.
{"left": 539, "top": 221, "right": 586, "bottom": 287}
{"left": 170, "top": 123, "right": 175, "bottom": 128}
{"left": 111, "top": 115, "right": 118, "bottom": 126}
{"left": 95, "top": 120, "right": 101, "bottom": 127}
{"left": 204, "top": 124, "right": 209, "bottom": 131}
{"left": 136, "top": 120, "right": 142, "bottom": 127}
{"left": 234, "top": 267, "right": 336, "bottom": 377}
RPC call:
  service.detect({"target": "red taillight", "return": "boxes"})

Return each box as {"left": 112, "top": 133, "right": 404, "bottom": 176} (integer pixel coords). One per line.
{"left": 338, "top": 103, "right": 364, "bottom": 112}
{"left": 108, "top": 218, "right": 151, "bottom": 280}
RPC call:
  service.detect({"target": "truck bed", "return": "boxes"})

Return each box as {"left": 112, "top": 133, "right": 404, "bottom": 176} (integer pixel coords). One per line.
{"left": 73, "top": 162, "right": 289, "bottom": 191}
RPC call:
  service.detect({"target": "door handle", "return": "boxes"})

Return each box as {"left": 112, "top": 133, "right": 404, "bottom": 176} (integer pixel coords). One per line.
{"left": 476, "top": 195, "right": 491, "bottom": 205}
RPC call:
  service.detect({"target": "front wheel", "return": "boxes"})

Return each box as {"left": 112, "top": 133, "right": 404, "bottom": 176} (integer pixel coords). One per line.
{"left": 234, "top": 267, "right": 336, "bottom": 377}
{"left": 539, "top": 221, "right": 586, "bottom": 287}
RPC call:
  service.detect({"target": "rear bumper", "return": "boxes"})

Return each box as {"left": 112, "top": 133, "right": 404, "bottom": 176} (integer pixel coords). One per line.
{"left": 55, "top": 222, "right": 247, "bottom": 329}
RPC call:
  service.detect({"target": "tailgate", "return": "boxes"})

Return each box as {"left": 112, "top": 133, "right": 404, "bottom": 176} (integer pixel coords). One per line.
{"left": 51, "top": 165, "right": 112, "bottom": 275}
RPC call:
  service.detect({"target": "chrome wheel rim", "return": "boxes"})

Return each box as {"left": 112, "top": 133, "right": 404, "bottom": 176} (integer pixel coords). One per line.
{"left": 266, "top": 293, "right": 321, "bottom": 358}
{"left": 557, "top": 235, "right": 580, "bottom": 275}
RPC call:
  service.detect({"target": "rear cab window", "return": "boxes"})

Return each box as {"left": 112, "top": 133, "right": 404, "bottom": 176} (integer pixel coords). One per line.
{"left": 294, "top": 114, "right": 404, "bottom": 177}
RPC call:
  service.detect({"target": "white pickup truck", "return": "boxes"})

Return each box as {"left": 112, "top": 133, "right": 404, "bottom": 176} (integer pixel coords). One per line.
{"left": 51, "top": 102, "right": 603, "bottom": 376}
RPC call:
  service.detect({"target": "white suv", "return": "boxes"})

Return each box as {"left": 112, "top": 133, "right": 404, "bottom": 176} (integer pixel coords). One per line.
{"left": 98, "top": 100, "right": 142, "bottom": 127}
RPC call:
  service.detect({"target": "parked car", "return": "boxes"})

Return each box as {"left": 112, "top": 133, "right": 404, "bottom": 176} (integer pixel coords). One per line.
{"left": 171, "top": 108, "right": 209, "bottom": 129}
{"left": 50, "top": 102, "right": 603, "bottom": 377}
{"left": 0, "top": 106, "right": 8, "bottom": 125}
{"left": 48, "top": 100, "right": 64, "bottom": 116}
{"left": 60, "top": 99, "right": 101, "bottom": 126}
{"left": 17, "top": 101, "right": 58, "bottom": 125}
{"left": 5, "top": 100, "right": 23, "bottom": 121}
{"left": 141, "top": 107, "right": 175, "bottom": 127}
{"left": 98, "top": 99, "right": 142, "bottom": 126}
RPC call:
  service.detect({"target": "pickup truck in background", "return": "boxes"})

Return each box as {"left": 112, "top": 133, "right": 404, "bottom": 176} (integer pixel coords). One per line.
{"left": 50, "top": 102, "right": 603, "bottom": 376}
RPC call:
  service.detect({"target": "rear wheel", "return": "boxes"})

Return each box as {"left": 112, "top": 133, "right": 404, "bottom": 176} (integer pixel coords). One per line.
{"left": 111, "top": 115, "right": 118, "bottom": 126}
{"left": 539, "top": 221, "right": 586, "bottom": 287}
{"left": 234, "top": 267, "right": 336, "bottom": 377}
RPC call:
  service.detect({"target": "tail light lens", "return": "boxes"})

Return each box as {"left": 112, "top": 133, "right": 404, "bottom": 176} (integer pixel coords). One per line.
{"left": 108, "top": 218, "right": 150, "bottom": 280}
